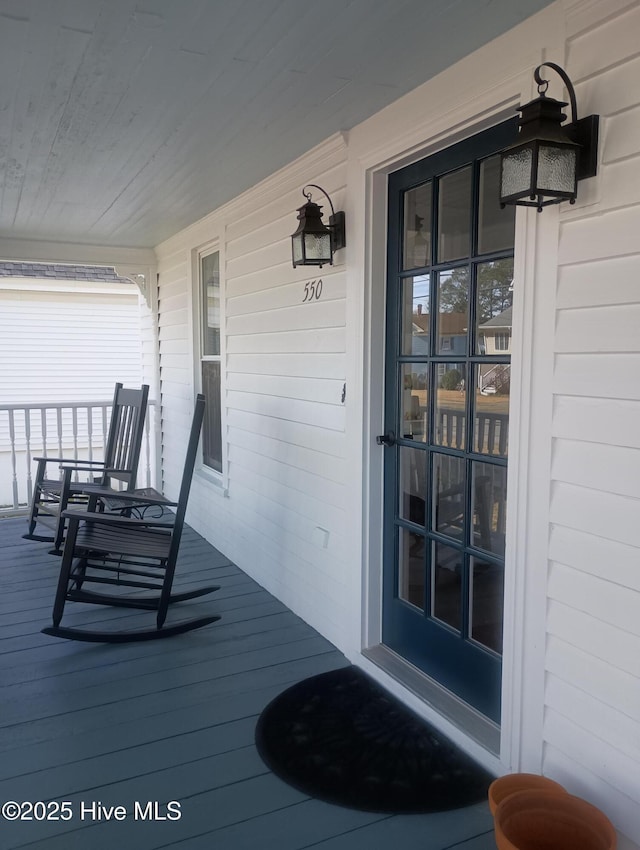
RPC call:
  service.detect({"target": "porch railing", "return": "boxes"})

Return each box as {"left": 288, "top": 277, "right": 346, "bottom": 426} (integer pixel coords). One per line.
{"left": 0, "top": 399, "right": 158, "bottom": 515}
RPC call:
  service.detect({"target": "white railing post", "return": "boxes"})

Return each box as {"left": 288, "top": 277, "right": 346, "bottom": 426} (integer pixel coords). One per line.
{"left": 25, "top": 408, "right": 33, "bottom": 502}
{"left": 8, "top": 410, "right": 19, "bottom": 509}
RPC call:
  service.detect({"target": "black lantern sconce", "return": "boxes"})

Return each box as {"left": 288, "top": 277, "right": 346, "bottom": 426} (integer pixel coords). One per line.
{"left": 291, "top": 184, "right": 346, "bottom": 268}
{"left": 499, "top": 62, "right": 599, "bottom": 212}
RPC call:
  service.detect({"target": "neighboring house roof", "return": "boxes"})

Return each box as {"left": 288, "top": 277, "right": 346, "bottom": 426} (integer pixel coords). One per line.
{"left": 0, "top": 262, "right": 132, "bottom": 284}
{"left": 479, "top": 306, "right": 512, "bottom": 329}
{"left": 412, "top": 312, "right": 468, "bottom": 335}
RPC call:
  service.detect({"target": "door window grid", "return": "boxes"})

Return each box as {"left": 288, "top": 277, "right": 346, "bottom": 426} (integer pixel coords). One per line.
{"left": 394, "top": 154, "right": 513, "bottom": 657}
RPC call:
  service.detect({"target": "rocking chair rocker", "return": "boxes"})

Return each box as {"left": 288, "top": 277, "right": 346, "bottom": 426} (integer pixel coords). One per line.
{"left": 24, "top": 383, "right": 149, "bottom": 554}
{"left": 42, "top": 394, "right": 220, "bottom": 642}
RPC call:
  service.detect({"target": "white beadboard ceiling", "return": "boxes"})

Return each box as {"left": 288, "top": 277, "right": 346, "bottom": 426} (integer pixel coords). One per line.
{"left": 0, "top": 0, "right": 551, "bottom": 250}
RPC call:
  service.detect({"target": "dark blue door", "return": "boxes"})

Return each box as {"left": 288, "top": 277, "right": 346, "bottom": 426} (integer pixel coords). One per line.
{"left": 381, "top": 120, "right": 517, "bottom": 723}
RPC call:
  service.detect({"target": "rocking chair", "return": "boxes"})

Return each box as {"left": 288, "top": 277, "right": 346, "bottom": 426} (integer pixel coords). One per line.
{"left": 24, "top": 383, "right": 149, "bottom": 554}
{"left": 42, "top": 394, "right": 220, "bottom": 642}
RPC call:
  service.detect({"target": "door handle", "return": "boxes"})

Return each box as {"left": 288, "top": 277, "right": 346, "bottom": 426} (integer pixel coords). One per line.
{"left": 376, "top": 431, "right": 396, "bottom": 447}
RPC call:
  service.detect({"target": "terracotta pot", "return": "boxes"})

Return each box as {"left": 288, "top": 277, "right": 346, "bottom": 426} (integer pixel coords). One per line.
{"left": 494, "top": 789, "right": 617, "bottom": 850}
{"left": 488, "top": 773, "right": 567, "bottom": 815}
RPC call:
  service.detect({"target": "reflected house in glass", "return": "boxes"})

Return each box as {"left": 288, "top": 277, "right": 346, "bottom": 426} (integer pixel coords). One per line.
{"left": 409, "top": 306, "right": 467, "bottom": 356}
{"left": 478, "top": 306, "right": 512, "bottom": 355}
{"left": 437, "top": 312, "right": 468, "bottom": 356}
{"left": 410, "top": 303, "right": 430, "bottom": 355}
{"left": 477, "top": 306, "right": 512, "bottom": 397}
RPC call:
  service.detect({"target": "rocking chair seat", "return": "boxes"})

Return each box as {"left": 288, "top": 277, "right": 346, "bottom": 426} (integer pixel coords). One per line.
{"left": 72, "top": 514, "right": 173, "bottom": 560}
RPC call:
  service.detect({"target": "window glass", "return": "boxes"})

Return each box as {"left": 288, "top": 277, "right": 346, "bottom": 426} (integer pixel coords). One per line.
{"left": 478, "top": 156, "right": 515, "bottom": 254}
{"left": 201, "top": 251, "right": 220, "bottom": 356}
{"left": 399, "top": 446, "right": 426, "bottom": 526}
{"left": 398, "top": 528, "right": 425, "bottom": 610}
{"left": 473, "top": 364, "right": 510, "bottom": 457}
{"left": 400, "top": 364, "right": 429, "bottom": 442}
{"left": 437, "top": 267, "right": 469, "bottom": 355}
{"left": 438, "top": 167, "right": 471, "bottom": 263}
{"left": 435, "top": 363, "right": 467, "bottom": 449}
{"left": 470, "top": 461, "right": 507, "bottom": 556}
{"left": 403, "top": 183, "right": 432, "bottom": 269}
{"left": 432, "top": 542, "right": 462, "bottom": 632}
{"left": 401, "top": 275, "right": 430, "bottom": 355}
{"left": 200, "top": 249, "right": 223, "bottom": 473}
{"left": 475, "top": 259, "right": 513, "bottom": 355}
{"left": 432, "top": 453, "right": 465, "bottom": 541}
{"left": 470, "top": 556, "right": 504, "bottom": 654}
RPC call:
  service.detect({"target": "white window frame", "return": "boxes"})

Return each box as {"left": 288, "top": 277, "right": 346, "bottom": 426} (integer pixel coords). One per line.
{"left": 193, "top": 239, "right": 227, "bottom": 486}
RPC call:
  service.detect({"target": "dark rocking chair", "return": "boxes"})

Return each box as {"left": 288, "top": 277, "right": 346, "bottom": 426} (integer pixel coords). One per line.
{"left": 42, "top": 394, "right": 220, "bottom": 642}
{"left": 24, "top": 383, "right": 150, "bottom": 554}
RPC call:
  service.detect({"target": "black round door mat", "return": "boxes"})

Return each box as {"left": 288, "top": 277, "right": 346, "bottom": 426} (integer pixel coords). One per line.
{"left": 255, "top": 666, "right": 493, "bottom": 813}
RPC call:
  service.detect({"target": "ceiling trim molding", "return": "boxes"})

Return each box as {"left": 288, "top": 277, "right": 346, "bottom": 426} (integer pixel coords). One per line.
{"left": 0, "top": 237, "right": 156, "bottom": 268}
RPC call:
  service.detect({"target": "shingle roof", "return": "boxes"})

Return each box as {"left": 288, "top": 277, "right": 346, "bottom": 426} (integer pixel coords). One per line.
{"left": 479, "top": 306, "right": 512, "bottom": 328}
{"left": 0, "top": 262, "right": 133, "bottom": 283}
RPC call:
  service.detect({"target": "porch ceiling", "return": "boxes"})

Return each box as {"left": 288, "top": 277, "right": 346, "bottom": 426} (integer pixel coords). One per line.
{"left": 0, "top": 0, "right": 551, "bottom": 250}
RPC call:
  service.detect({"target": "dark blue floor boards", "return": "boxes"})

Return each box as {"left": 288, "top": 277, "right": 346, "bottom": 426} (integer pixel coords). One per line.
{"left": 0, "top": 517, "right": 495, "bottom": 849}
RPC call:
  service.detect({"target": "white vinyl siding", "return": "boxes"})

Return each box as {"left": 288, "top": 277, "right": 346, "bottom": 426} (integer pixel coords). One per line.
{"left": 0, "top": 286, "right": 142, "bottom": 404}
{"left": 156, "top": 137, "right": 350, "bottom": 647}
{"left": 544, "top": 3, "right": 640, "bottom": 843}
{"left": 0, "top": 280, "right": 145, "bottom": 507}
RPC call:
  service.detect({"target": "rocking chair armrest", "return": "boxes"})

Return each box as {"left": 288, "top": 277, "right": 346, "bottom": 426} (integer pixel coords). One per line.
{"left": 83, "top": 488, "right": 177, "bottom": 508}
{"left": 59, "top": 461, "right": 107, "bottom": 471}
{"left": 61, "top": 509, "right": 175, "bottom": 529}
{"left": 33, "top": 456, "right": 105, "bottom": 465}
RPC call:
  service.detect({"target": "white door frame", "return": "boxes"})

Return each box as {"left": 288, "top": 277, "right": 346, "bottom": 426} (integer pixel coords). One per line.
{"left": 347, "top": 59, "right": 561, "bottom": 773}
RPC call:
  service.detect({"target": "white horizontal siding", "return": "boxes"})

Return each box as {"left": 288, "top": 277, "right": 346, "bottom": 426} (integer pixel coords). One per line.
{"left": 546, "top": 4, "right": 640, "bottom": 843}
{"left": 0, "top": 290, "right": 143, "bottom": 406}
{"left": 0, "top": 285, "right": 145, "bottom": 505}
{"left": 555, "top": 304, "right": 640, "bottom": 353}
{"left": 549, "top": 524, "right": 640, "bottom": 592}
{"left": 226, "top": 326, "right": 346, "bottom": 354}
{"left": 156, "top": 136, "right": 350, "bottom": 648}
{"left": 557, "top": 255, "right": 640, "bottom": 309}
{"left": 551, "top": 438, "right": 640, "bottom": 499}
{"left": 553, "top": 396, "right": 640, "bottom": 449}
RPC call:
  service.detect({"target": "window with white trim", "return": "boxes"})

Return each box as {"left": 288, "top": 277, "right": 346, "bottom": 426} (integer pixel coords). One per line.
{"left": 199, "top": 248, "right": 223, "bottom": 473}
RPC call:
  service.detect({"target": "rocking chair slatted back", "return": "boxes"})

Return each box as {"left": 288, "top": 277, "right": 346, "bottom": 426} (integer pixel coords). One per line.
{"left": 103, "top": 385, "right": 150, "bottom": 485}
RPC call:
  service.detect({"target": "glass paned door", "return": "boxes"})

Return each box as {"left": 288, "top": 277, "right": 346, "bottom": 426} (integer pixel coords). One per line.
{"left": 381, "top": 120, "right": 516, "bottom": 723}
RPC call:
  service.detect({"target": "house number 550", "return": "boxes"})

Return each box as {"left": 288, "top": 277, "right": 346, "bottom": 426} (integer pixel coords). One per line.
{"left": 302, "top": 279, "right": 323, "bottom": 302}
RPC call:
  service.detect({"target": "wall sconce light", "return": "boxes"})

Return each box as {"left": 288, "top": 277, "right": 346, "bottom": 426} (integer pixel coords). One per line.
{"left": 291, "top": 184, "right": 346, "bottom": 268}
{"left": 499, "top": 62, "right": 599, "bottom": 212}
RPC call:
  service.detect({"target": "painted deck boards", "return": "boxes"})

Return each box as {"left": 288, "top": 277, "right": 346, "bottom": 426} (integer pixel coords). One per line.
{"left": 0, "top": 517, "right": 495, "bottom": 850}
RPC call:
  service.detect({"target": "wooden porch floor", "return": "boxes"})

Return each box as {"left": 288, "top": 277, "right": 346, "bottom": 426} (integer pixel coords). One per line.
{"left": 0, "top": 516, "right": 496, "bottom": 850}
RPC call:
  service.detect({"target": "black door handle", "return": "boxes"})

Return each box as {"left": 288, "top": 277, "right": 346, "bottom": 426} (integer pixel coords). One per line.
{"left": 376, "top": 431, "right": 396, "bottom": 447}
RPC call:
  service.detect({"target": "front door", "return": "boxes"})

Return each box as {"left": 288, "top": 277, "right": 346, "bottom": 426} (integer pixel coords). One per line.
{"left": 381, "top": 120, "right": 517, "bottom": 723}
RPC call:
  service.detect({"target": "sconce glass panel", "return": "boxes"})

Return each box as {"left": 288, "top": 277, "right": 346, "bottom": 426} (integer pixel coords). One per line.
{"left": 537, "top": 144, "right": 577, "bottom": 193}
{"left": 500, "top": 147, "right": 533, "bottom": 199}
{"left": 303, "top": 232, "right": 331, "bottom": 263}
